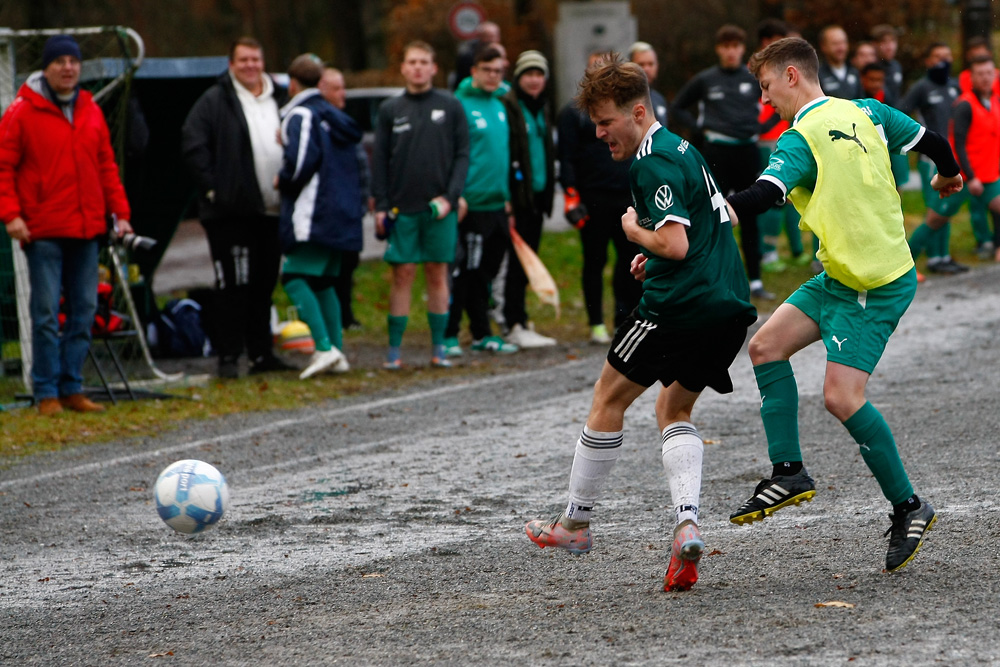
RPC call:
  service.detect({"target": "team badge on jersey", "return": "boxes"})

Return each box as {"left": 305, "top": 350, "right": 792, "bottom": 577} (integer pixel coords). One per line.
{"left": 431, "top": 109, "right": 446, "bottom": 123}
{"left": 655, "top": 184, "right": 674, "bottom": 210}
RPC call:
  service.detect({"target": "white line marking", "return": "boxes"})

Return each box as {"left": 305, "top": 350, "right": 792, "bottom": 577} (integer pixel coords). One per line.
{"left": 1, "top": 359, "right": 590, "bottom": 491}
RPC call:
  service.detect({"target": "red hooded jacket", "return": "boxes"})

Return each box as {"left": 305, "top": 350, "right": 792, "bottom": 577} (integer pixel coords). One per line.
{"left": 0, "top": 79, "right": 130, "bottom": 241}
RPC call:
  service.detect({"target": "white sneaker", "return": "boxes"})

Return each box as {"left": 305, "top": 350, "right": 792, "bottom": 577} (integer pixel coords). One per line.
{"left": 590, "top": 324, "right": 611, "bottom": 344}
{"left": 299, "top": 348, "right": 345, "bottom": 379}
{"left": 506, "top": 323, "right": 556, "bottom": 348}
{"left": 332, "top": 356, "right": 350, "bottom": 373}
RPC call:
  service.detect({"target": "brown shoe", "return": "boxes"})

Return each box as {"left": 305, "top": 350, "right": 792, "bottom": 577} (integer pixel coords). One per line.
{"left": 37, "top": 398, "right": 63, "bottom": 416}
{"left": 59, "top": 393, "right": 106, "bottom": 413}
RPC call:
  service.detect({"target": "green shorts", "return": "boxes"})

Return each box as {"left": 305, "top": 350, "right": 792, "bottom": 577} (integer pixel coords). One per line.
{"left": 919, "top": 158, "right": 1000, "bottom": 216}
{"left": 384, "top": 209, "right": 458, "bottom": 264}
{"left": 282, "top": 242, "right": 341, "bottom": 277}
{"left": 785, "top": 268, "right": 917, "bottom": 374}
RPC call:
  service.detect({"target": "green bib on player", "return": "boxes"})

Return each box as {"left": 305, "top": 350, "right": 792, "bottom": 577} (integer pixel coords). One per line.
{"left": 787, "top": 98, "right": 914, "bottom": 292}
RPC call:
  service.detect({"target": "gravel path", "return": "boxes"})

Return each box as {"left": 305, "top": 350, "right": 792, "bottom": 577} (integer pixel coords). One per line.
{"left": 2, "top": 267, "right": 1000, "bottom": 666}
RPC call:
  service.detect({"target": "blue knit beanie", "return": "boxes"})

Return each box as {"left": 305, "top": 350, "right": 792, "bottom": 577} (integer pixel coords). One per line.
{"left": 42, "top": 35, "right": 82, "bottom": 69}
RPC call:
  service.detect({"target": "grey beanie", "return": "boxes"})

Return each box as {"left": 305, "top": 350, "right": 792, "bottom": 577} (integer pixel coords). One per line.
{"left": 514, "top": 50, "right": 549, "bottom": 80}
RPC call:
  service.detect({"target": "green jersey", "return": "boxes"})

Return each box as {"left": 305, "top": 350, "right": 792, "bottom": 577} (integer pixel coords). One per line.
{"left": 758, "top": 97, "right": 922, "bottom": 291}
{"left": 630, "top": 123, "right": 756, "bottom": 329}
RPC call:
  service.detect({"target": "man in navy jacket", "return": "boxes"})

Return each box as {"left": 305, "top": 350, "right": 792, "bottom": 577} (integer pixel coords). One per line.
{"left": 277, "top": 54, "right": 363, "bottom": 379}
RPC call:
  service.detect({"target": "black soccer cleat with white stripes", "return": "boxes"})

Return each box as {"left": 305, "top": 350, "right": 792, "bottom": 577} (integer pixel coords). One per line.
{"left": 884, "top": 500, "right": 936, "bottom": 572}
{"left": 729, "top": 470, "right": 817, "bottom": 525}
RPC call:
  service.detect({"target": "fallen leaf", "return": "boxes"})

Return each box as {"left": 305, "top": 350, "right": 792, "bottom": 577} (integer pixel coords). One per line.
{"left": 815, "top": 600, "right": 855, "bottom": 609}
{"left": 707, "top": 549, "right": 724, "bottom": 556}
{"left": 361, "top": 573, "right": 384, "bottom": 578}
{"left": 148, "top": 651, "right": 174, "bottom": 658}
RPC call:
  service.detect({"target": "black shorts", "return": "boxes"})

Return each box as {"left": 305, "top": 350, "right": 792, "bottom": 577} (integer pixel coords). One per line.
{"left": 607, "top": 312, "right": 750, "bottom": 393}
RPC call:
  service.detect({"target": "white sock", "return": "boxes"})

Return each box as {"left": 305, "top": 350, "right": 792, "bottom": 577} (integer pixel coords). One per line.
{"left": 661, "top": 421, "right": 704, "bottom": 526}
{"left": 564, "top": 425, "right": 623, "bottom": 523}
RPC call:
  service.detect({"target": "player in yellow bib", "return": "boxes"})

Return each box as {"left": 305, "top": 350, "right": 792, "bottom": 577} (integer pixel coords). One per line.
{"left": 726, "top": 38, "right": 963, "bottom": 573}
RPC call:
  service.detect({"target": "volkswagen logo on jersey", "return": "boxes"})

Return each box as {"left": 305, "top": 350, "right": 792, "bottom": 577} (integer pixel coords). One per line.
{"left": 655, "top": 184, "right": 674, "bottom": 210}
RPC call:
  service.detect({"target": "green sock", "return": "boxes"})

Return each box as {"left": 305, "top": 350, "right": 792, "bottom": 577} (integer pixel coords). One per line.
{"left": 315, "top": 287, "right": 343, "bottom": 351}
{"left": 284, "top": 278, "right": 331, "bottom": 352}
{"left": 758, "top": 206, "right": 780, "bottom": 257}
{"left": 926, "top": 224, "right": 946, "bottom": 262}
{"left": 938, "top": 221, "right": 952, "bottom": 259}
{"left": 427, "top": 312, "right": 448, "bottom": 346}
{"left": 754, "top": 360, "right": 802, "bottom": 465}
{"left": 970, "top": 198, "right": 991, "bottom": 244}
{"left": 907, "top": 223, "right": 932, "bottom": 259}
{"left": 843, "top": 401, "right": 913, "bottom": 505}
{"left": 388, "top": 315, "right": 408, "bottom": 348}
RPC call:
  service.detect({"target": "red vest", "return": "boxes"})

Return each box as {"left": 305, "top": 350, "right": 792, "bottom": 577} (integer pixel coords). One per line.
{"left": 758, "top": 103, "right": 788, "bottom": 141}
{"left": 950, "top": 90, "right": 1000, "bottom": 182}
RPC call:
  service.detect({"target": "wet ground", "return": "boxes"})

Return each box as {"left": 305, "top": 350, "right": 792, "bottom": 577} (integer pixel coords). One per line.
{"left": 2, "top": 266, "right": 999, "bottom": 665}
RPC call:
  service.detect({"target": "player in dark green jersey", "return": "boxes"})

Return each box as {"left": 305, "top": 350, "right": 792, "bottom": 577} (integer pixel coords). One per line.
{"left": 525, "top": 54, "right": 757, "bottom": 592}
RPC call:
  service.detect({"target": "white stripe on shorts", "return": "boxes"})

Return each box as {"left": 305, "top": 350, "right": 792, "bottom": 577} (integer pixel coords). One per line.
{"left": 613, "top": 318, "right": 657, "bottom": 363}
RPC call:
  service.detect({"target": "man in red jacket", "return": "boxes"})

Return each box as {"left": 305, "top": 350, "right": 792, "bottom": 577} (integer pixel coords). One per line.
{"left": 0, "top": 34, "right": 133, "bottom": 416}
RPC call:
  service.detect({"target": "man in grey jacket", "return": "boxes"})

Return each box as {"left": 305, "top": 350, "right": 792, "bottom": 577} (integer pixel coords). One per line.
{"left": 181, "top": 36, "right": 291, "bottom": 378}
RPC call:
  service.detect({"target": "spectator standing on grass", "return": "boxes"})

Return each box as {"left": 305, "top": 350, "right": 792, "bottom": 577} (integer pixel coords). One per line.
{"left": 869, "top": 25, "right": 912, "bottom": 191}
{"left": 756, "top": 18, "right": 809, "bottom": 274}
{"left": 525, "top": 54, "right": 756, "bottom": 592}
{"left": 899, "top": 43, "right": 976, "bottom": 270}
{"left": 872, "top": 24, "right": 905, "bottom": 104}
{"left": 319, "top": 64, "right": 371, "bottom": 332}
{"left": 628, "top": 42, "right": 669, "bottom": 125}
{"left": 949, "top": 55, "right": 1000, "bottom": 264}
{"left": 373, "top": 41, "right": 469, "bottom": 369}
{"left": 452, "top": 21, "right": 501, "bottom": 91}
{"left": 181, "top": 36, "right": 292, "bottom": 379}
{"left": 672, "top": 24, "right": 773, "bottom": 299}
{"left": 817, "top": 25, "right": 862, "bottom": 100}
{"left": 860, "top": 61, "right": 888, "bottom": 102}
{"left": 725, "top": 37, "right": 961, "bottom": 572}
{"left": 445, "top": 45, "right": 520, "bottom": 357}
{"left": 277, "top": 55, "right": 362, "bottom": 379}
{"left": 0, "top": 34, "right": 133, "bottom": 415}
{"left": 557, "top": 51, "right": 642, "bottom": 344}
{"left": 956, "top": 37, "right": 999, "bottom": 256}
{"left": 497, "top": 50, "right": 558, "bottom": 349}
{"left": 850, "top": 42, "right": 878, "bottom": 76}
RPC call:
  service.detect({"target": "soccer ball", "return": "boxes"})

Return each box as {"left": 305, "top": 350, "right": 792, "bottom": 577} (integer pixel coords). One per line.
{"left": 154, "top": 460, "right": 229, "bottom": 534}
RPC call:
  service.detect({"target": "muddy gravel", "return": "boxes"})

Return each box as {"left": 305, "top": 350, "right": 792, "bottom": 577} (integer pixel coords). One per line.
{"left": 2, "top": 268, "right": 1000, "bottom": 666}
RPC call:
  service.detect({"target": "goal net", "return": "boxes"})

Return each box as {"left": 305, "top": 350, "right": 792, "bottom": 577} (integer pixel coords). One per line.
{"left": 0, "top": 26, "right": 181, "bottom": 407}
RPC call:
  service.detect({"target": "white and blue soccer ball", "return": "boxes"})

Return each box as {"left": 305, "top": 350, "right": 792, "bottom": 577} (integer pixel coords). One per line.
{"left": 154, "top": 460, "right": 229, "bottom": 534}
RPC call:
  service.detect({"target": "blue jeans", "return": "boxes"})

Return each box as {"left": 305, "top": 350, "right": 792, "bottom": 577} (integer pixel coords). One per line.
{"left": 23, "top": 238, "right": 99, "bottom": 400}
